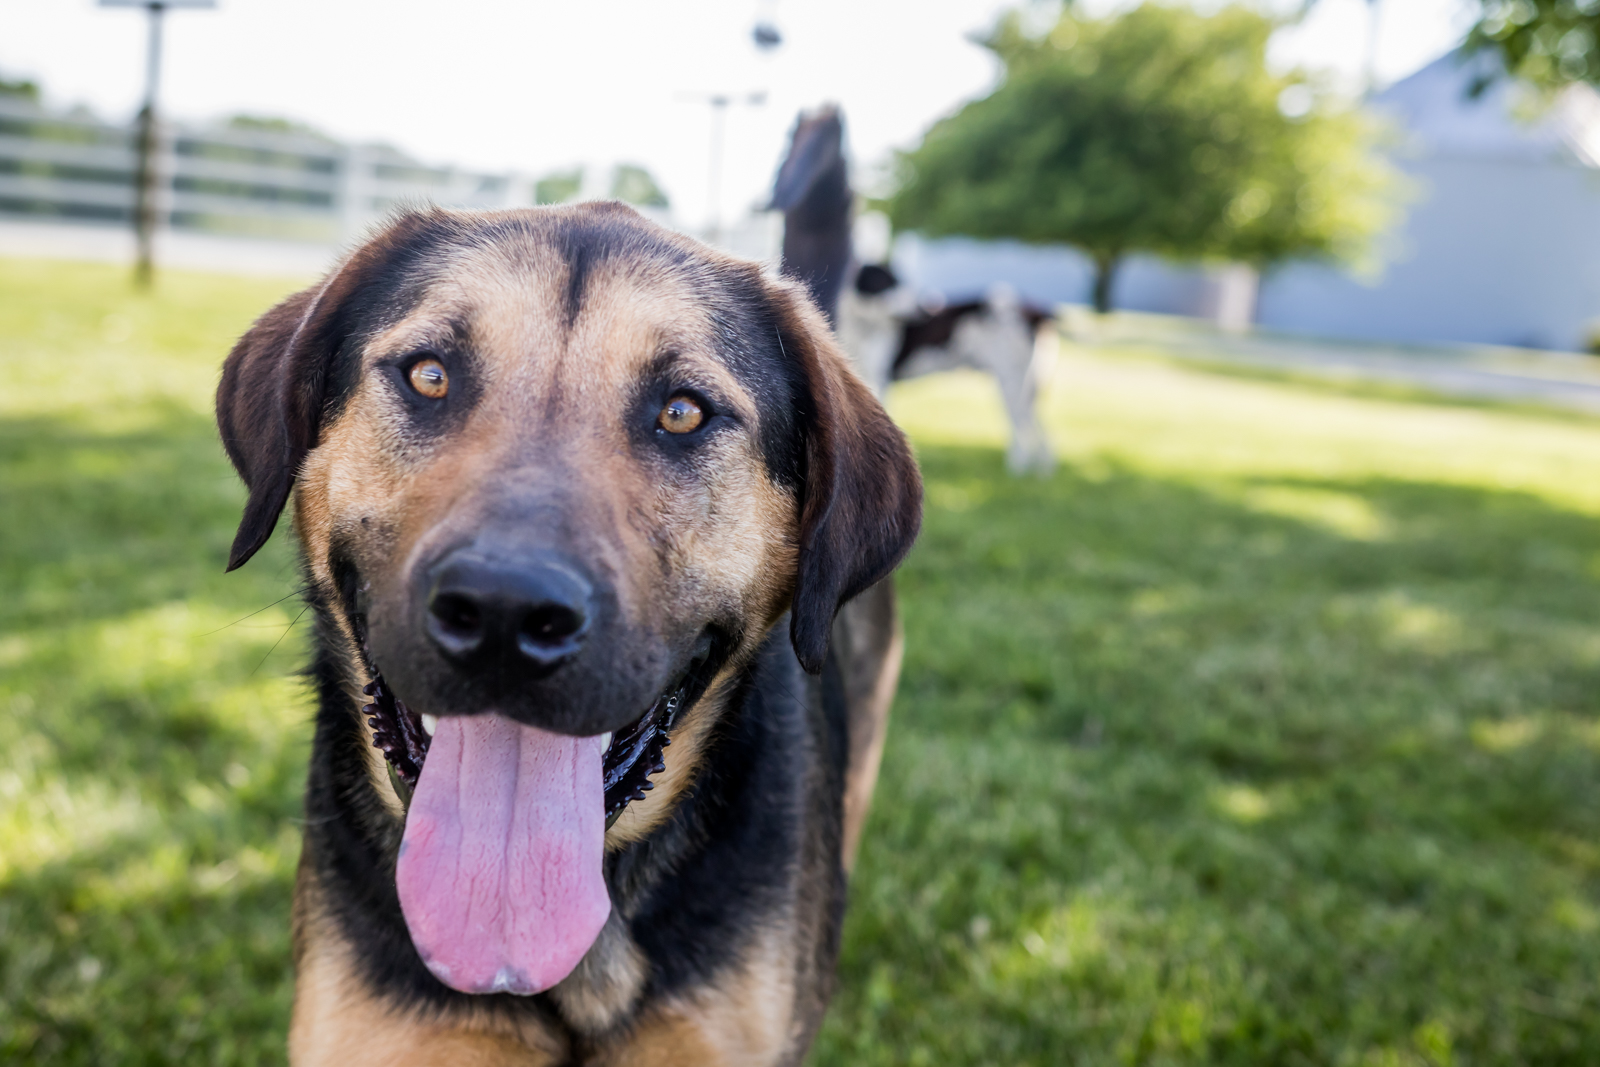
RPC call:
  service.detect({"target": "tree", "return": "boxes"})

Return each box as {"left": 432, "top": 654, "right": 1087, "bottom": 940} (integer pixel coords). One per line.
{"left": 887, "top": 4, "right": 1402, "bottom": 312}
{"left": 1465, "top": 0, "right": 1600, "bottom": 89}
{"left": 0, "top": 72, "right": 39, "bottom": 103}
{"left": 535, "top": 168, "right": 583, "bottom": 205}
{"left": 225, "top": 114, "right": 334, "bottom": 140}
{"left": 610, "top": 163, "right": 669, "bottom": 208}
{"left": 1301, "top": 0, "right": 1599, "bottom": 93}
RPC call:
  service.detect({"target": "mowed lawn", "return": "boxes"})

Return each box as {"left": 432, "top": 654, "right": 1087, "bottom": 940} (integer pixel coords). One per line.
{"left": 4, "top": 260, "right": 1600, "bottom": 1065}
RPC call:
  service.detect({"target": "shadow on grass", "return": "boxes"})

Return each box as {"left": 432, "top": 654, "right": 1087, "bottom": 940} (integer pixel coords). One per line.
{"left": 0, "top": 400, "right": 302, "bottom": 631}
{"left": 817, "top": 444, "right": 1600, "bottom": 1067}
{"left": 2, "top": 810, "right": 300, "bottom": 1064}
{"left": 2, "top": 403, "right": 306, "bottom": 1064}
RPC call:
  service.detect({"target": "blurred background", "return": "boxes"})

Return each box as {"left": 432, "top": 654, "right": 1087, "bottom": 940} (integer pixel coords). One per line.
{"left": 5, "top": 0, "right": 1600, "bottom": 1063}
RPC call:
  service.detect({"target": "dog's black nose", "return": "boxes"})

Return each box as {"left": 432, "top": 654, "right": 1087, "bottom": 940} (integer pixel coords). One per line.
{"left": 425, "top": 553, "right": 592, "bottom": 668}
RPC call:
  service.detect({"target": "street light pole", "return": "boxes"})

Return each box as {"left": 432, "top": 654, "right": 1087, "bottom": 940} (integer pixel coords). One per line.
{"left": 100, "top": 0, "right": 215, "bottom": 287}
{"left": 679, "top": 91, "right": 765, "bottom": 246}
{"left": 706, "top": 95, "right": 728, "bottom": 246}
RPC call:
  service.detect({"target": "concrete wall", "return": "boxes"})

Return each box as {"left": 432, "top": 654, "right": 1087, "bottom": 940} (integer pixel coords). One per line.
{"left": 892, "top": 232, "right": 1248, "bottom": 320}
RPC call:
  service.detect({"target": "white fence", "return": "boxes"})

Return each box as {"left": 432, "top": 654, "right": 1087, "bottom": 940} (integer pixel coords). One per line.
{"left": 0, "top": 95, "right": 534, "bottom": 247}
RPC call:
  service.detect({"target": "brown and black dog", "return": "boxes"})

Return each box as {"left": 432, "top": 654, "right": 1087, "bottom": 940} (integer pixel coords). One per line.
{"left": 215, "top": 202, "right": 921, "bottom": 1065}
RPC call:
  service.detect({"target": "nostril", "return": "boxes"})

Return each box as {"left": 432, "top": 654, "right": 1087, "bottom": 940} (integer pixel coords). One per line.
{"left": 426, "top": 591, "right": 485, "bottom": 656}
{"left": 431, "top": 592, "right": 482, "bottom": 637}
{"left": 517, "top": 602, "right": 586, "bottom": 661}
{"left": 520, "top": 604, "right": 584, "bottom": 644}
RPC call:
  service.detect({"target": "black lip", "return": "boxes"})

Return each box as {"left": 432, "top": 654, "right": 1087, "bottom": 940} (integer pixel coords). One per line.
{"left": 355, "top": 616, "right": 429, "bottom": 804}
{"left": 599, "top": 629, "right": 726, "bottom": 827}
{"left": 355, "top": 615, "right": 729, "bottom": 824}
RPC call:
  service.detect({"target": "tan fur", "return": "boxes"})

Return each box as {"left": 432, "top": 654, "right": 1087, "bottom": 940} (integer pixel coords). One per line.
{"left": 293, "top": 869, "right": 801, "bottom": 1066}
{"left": 546, "top": 908, "right": 648, "bottom": 1036}
{"left": 292, "top": 873, "right": 569, "bottom": 1067}
{"left": 831, "top": 580, "right": 904, "bottom": 871}
{"left": 594, "top": 924, "right": 799, "bottom": 1067}
{"left": 292, "top": 429, "right": 405, "bottom": 820}
{"left": 292, "top": 952, "right": 561, "bottom": 1067}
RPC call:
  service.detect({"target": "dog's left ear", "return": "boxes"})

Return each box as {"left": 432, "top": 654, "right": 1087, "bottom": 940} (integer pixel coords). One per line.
{"left": 770, "top": 277, "right": 922, "bottom": 674}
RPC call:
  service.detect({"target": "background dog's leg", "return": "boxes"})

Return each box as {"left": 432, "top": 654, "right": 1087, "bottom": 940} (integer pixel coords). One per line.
{"left": 968, "top": 295, "right": 1050, "bottom": 477}
{"left": 1024, "top": 321, "right": 1059, "bottom": 475}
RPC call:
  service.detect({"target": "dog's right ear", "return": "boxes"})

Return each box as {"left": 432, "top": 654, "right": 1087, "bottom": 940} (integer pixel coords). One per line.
{"left": 216, "top": 210, "right": 444, "bottom": 571}
{"left": 215, "top": 283, "right": 325, "bottom": 571}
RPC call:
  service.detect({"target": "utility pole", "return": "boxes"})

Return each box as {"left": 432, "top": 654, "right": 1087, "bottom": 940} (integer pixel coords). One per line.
{"left": 1362, "top": 0, "right": 1383, "bottom": 97}
{"left": 100, "top": 0, "right": 215, "bottom": 287}
{"left": 679, "top": 91, "right": 765, "bottom": 246}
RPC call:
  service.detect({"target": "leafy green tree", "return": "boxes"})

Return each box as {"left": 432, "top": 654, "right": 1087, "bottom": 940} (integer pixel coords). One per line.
{"left": 1465, "top": 0, "right": 1600, "bottom": 88}
{"left": 535, "top": 168, "right": 584, "bottom": 205}
{"left": 887, "top": 4, "right": 1402, "bottom": 312}
{"left": 0, "top": 72, "right": 39, "bottom": 102}
{"left": 610, "top": 163, "right": 669, "bottom": 208}
{"left": 224, "top": 114, "right": 334, "bottom": 141}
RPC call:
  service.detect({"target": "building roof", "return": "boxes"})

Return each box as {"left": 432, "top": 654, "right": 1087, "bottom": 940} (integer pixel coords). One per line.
{"left": 1377, "top": 51, "right": 1600, "bottom": 167}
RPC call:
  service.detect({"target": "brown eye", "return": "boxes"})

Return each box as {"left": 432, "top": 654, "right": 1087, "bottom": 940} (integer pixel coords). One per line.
{"left": 408, "top": 358, "right": 449, "bottom": 399}
{"left": 658, "top": 394, "right": 705, "bottom": 434}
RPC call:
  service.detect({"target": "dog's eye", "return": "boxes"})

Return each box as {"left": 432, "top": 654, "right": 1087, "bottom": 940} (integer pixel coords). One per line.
{"left": 658, "top": 394, "right": 704, "bottom": 434}
{"left": 407, "top": 359, "right": 449, "bottom": 400}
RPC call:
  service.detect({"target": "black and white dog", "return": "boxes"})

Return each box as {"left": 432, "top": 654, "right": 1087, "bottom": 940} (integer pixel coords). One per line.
{"left": 770, "top": 107, "right": 1057, "bottom": 475}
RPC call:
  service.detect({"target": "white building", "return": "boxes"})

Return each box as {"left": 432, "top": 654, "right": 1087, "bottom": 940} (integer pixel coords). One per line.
{"left": 1258, "top": 52, "right": 1600, "bottom": 351}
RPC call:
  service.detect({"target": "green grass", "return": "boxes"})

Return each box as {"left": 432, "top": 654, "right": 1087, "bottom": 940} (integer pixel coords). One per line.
{"left": 0, "top": 261, "right": 308, "bottom": 1064}
{"left": 5, "top": 260, "right": 1600, "bottom": 1065}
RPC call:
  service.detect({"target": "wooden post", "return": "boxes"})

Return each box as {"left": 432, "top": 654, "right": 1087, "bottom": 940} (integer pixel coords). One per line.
{"left": 131, "top": 3, "right": 163, "bottom": 288}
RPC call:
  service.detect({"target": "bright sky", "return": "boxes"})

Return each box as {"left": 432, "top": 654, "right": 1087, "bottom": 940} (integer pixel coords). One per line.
{"left": 2, "top": 0, "right": 1477, "bottom": 231}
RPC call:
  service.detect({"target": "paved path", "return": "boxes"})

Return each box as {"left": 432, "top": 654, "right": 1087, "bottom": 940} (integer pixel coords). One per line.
{"left": 1078, "top": 313, "right": 1600, "bottom": 415}
{"left": 0, "top": 219, "right": 339, "bottom": 278}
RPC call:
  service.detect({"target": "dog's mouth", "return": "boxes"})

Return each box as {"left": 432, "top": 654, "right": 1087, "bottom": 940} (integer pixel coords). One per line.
{"left": 351, "top": 616, "right": 726, "bottom": 997}
{"left": 359, "top": 628, "right": 724, "bottom": 829}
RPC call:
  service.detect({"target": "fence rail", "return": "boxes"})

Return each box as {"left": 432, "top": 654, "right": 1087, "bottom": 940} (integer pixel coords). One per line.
{"left": 0, "top": 96, "right": 534, "bottom": 244}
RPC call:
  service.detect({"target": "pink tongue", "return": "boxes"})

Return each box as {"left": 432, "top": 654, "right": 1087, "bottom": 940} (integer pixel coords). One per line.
{"left": 396, "top": 714, "right": 611, "bottom": 995}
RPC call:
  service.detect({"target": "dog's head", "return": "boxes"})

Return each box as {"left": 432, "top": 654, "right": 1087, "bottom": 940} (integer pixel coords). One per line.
{"left": 216, "top": 204, "right": 920, "bottom": 995}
